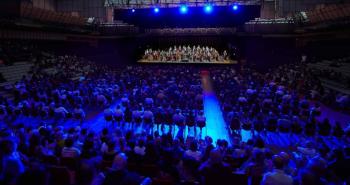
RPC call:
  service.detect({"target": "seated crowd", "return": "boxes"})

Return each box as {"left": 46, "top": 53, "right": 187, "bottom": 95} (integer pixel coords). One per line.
{"left": 0, "top": 45, "right": 350, "bottom": 185}
{"left": 1, "top": 122, "right": 350, "bottom": 185}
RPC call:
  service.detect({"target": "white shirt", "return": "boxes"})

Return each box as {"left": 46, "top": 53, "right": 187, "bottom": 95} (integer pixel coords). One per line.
{"left": 74, "top": 108, "right": 85, "bottom": 117}
{"left": 121, "top": 97, "right": 129, "bottom": 103}
{"left": 261, "top": 169, "right": 293, "bottom": 185}
{"left": 104, "top": 108, "right": 113, "bottom": 116}
{"left": 143, "top": 110, "right": 153, "bottom": 119}
{"left": 238, "top": 97, "right": 247, "bottom": 103}
{"left": 55, "top": 107, "right": 68, "bottom": 114}
{"left": 145, "top": 98, "right": 153, "bottom": 105}
{"left": 184, "top": 150, "right": 202, "bottom": 161}
{"left": 134, "top": 146, "right": 146, "bottom": 156}
{"left": 114, "top": 108, "right": 123, "bottom": 117}
{"left": 173, "top": 113, "right": 185, "bottom": 123}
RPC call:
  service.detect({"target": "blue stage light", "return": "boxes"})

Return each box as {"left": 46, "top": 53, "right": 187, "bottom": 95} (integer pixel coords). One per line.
{"left": 232, "top": 5, "right": 238, "bottom": 11}
{"left": 131, "top": 9, "right": 135, "bottom": 13}
{"left": 154, "top": 7, "right": 159, "bottom": 13}
{"left": 204, "top": 4, "right": 213, "bottom": 14}
{"left": 179, "top": 5, "right": 188, "bottom": 14}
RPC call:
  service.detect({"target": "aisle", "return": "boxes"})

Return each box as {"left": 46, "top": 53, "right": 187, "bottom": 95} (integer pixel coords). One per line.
{"left": 201, "top": 71, "right": 231, "bottom": 145}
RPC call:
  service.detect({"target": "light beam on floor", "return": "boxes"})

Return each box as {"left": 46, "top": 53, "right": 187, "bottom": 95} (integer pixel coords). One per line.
{"left": 201, "top": 71, "right": 231, "bottom": 145}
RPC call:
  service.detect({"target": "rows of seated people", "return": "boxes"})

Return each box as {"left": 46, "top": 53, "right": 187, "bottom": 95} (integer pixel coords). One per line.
{"left": 0, "top": 45, "right": 350, "bottom": 184}
{"left": 309, "top": 57, "right": 350, "bottom": 89}
{"left": 0, "top": 52, "right": 116, "bottom": 124}
{"left": 1, "top": 122, "right": 350, "bottom": 185}
{"left": 0, "top": 41, "right": 38, "bottom": 65}
{"left": 210, "top": 63, "right": 350, "bottom": 137}
{"left": 0, "top": 54, "right": 208, "bottom": 136}
{"left": 307, "top": 58, "right": 350, "bottom": 110}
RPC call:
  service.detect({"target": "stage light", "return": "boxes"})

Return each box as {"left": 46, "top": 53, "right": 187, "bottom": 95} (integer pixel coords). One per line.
{"left": 179, "top": 5, "right": 188, "bottom": 14}
{"left": 204, "top": 4, "right": 213, "bottom": 14}
{"left": 131, "top": 9, "right": 135, "bottom": 13}
{"left": 232, "top": 5, "right": 238, "bottom": 11}
{"left": 154, "top": 7, "right": 159, "bottom": 13}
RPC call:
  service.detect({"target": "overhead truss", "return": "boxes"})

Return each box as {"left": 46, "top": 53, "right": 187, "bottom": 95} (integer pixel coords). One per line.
{"left": 105, "top": 0, "right": 261, "bottom": 9}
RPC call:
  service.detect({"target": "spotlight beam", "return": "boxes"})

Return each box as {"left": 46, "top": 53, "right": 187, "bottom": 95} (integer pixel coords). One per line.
{"left": 204, "top": 4, "right": 213, "bottom": 14}
{"left": 179, "top": 5, "right": 188, "bottom": 14}
{"left": 154, "top": 7, "right": 159, "bottom": 13}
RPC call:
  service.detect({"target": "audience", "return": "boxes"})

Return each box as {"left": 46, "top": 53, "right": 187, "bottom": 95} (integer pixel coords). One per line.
{"left": 0, "top": 43, "right": 349, "bottom": 185}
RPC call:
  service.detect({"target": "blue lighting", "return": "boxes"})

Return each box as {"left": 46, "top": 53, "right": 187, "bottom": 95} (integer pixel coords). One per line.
{"left": 204, "top": 4, "right": 213, "bottom": 14}
{"left": 232, "top": 5, "right": 238, "bottom": 11}
{"left": 154, "top": 7, "right": 159, "bottom": 13}
{"left": 131, "top": 9, "right": 135, "bottom": 13}
{"left": 179, "top": 5, "right": 188, "bottom": 14}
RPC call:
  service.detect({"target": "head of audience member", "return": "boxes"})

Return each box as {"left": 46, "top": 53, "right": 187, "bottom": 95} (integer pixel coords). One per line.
{"left": 112, "top": 153, "right": 128, "bottom": 171}
{"left": 189, "top": 141, "right": 198, "bottom": 152}
{"left": 280, "top": 152, "right": 290, "bottom": 165}
{"left": 1, "top": 138, "right": 17, "bottom": 155}
{"left": 299, "top": 169, "right": 317, "bottom": 185}
{"left": 205, "top": 136, "right": 213, "bottom": 146}
{"left": 252, "top": 150, "right": 265, "bottom": 165}
{"left": 209, "top": 149, "right": 223, "bottom": 165}
{"left": 305, "top": 157, "right": 327, "bottom": 177}
{"left": 64, "top": 137, "right": 74, "bottom": 148}
{"left": 272, "top": 155, "right": 285, "bottom": 170}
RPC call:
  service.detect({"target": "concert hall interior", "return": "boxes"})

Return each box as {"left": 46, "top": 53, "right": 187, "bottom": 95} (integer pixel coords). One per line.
{"left": 0, "top": 0, "right": 350, "bottom": 185}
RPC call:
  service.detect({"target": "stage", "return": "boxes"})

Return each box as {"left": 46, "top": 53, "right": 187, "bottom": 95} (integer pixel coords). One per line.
{"left": 138, "top": 59, "right": 238, "bottom": 64}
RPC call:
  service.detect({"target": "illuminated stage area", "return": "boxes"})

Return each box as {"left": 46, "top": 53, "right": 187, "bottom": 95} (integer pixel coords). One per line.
{"left": 138, "top": 59, "right": 237, "bottom": 64}
{"left": 139, "top": 45, "right": 238, "bottom": 64}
